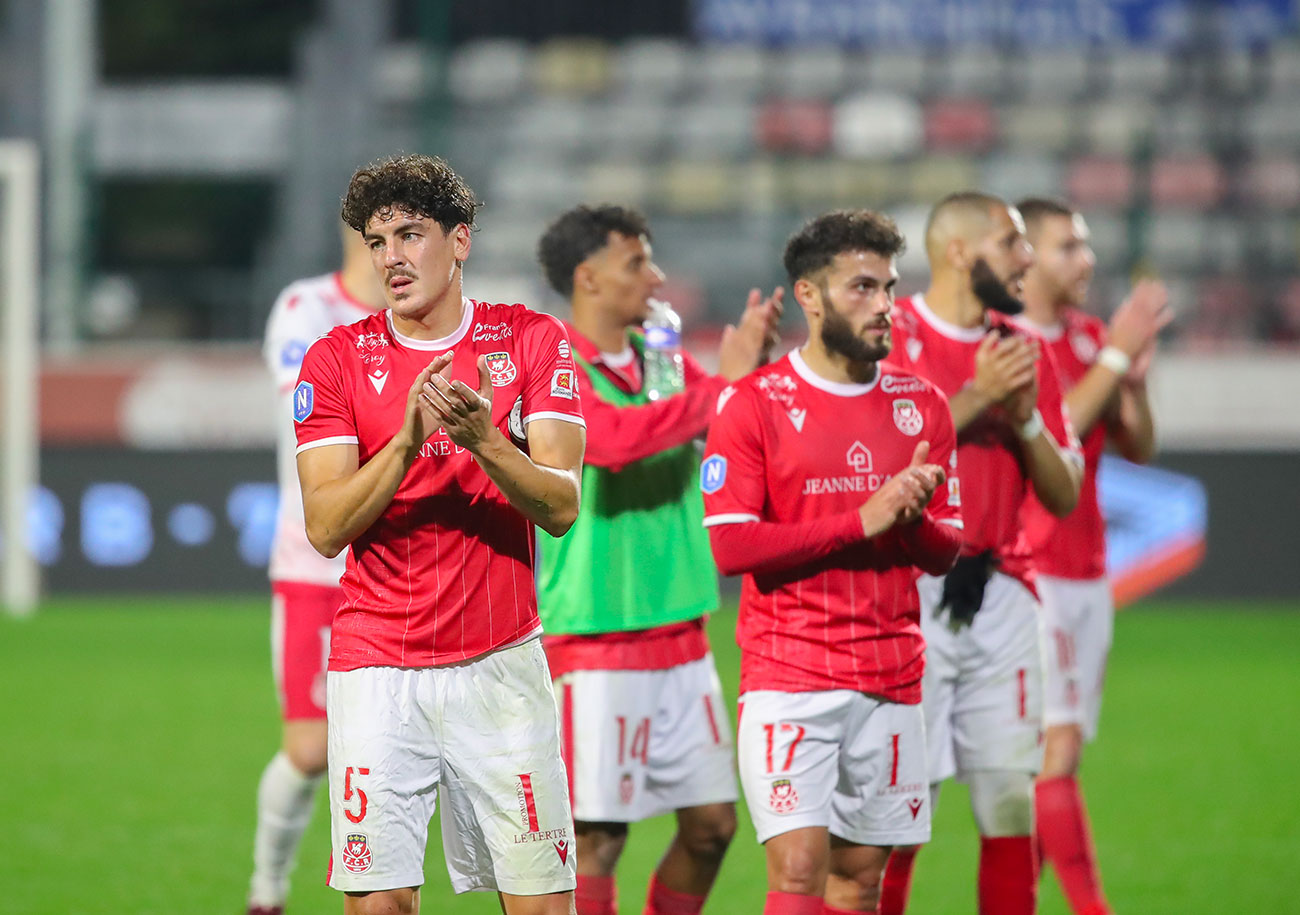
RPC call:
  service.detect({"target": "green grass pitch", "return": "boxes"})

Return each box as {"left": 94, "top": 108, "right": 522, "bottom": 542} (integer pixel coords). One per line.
{"left": 4, "top": 597, "right": 1298, "bottom": 913}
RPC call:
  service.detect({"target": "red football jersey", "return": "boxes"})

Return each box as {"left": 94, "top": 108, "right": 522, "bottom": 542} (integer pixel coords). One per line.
{"left": 293, "top": 298, "right": 585, "bottom": 670}
{"left": 889, "top": 294, "right": 1081, "bottom": 592}
{"left": 1016, "top": 309, "right": 1108, "bottom": 580}
{"left": 702, "top": 350, "right": 962, "bottom": 703}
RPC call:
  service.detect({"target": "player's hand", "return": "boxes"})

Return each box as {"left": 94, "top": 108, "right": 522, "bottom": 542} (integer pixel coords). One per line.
{"left": 719, "top": 286, "right": 785, "bottom": 380}
{"left": 972, "top": 333, "right": 1038, "bottom": 406}
{"left": 1108, "top": 279, "right": 1172, "bottom": 359}
{"left": 421, "top": 353, "right": 496, "bottom": 452}
{"left": 401, "top": 352, "right": 454, "bottom": 454}
{"left": 1124, "top": 337, "right": 1156, "bottom": 386}
{"left": 1001, "top": 370, "right": 1040, "bottom": 427}
{"left": 858, "top": 441, "right": 944, "bottom": 537}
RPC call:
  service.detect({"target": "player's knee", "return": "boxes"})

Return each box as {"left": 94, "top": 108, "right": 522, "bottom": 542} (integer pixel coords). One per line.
{"left": 283, "top": 735, "right": 328, "bottom": 777}
{"left": 678, "top": 804, "right": 737, "bottom": 863}
{"left": 345, "top": 888, "right": 417, "bottom": 915}
{"left": 968, "top": 769, "right": 1034, "bottom": 837}
{"left": 825, "top": 870, "right": 882, "bottom": 912}
{"left": 574, "top": 821, "right": 628, "bottom": 873}
{"left": 767, "top": 841, "right": 825, "bottom": 895}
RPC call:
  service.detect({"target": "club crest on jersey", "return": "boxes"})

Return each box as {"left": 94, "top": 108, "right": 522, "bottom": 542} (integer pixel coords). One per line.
{"left": 342, "top": 833, "right": 372, "bottom": 873}
{"left": 907, "top": 797, "right": 924, "bottom": 820}
{"left": 293, "top": 381, "right": 313, "bottom": 422}
{"left": 846, "top": 441, "right": 873, "bottom": 474}
{"left": 893, "top": 399, "right": 923, "bottom": 436}
{"left": 700, "top": 455, "right": 727, "bottom": 493}
{"left": 1071, "top": 330, "right": 1099, "bottom": 364}
{"left": 551, "top": 368, "right": 576, "bottom": 399}
{"left": 757, "top": 373, "right": 806, "bottom": 431}
{"left": 769, "top": 779, "right": 799, "bottom": 814}
{"left": 485, "top": 351, "right": 517, "bottom": 386}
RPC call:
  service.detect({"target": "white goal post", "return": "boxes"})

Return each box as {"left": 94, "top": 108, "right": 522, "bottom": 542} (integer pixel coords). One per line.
{"left": 1, "top": 140, "right": 40, "bottom": 616}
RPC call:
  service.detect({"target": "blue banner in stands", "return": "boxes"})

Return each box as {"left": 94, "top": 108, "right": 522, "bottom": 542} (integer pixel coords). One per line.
{"left": 694, "top": 0, "right": 1297, "bottom": 46}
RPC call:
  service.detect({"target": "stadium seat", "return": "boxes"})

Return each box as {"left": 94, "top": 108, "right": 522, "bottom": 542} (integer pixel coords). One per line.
{"left": 941, "top": 47, "right": 1007, "bottom": 99}
{"left": 818, "top": 160, "right": 905, "bottom": 207}
{"left": 1001, "top": 102, "right": 1076, "bottom": 152}
{"left": 448, "top": 39, "right": 529, "bottom": 103}
{"left": 756, "top": 98, "right": 833, "bottom": 155}
{"left": 923, "top": 98, "right": 997, "bottom": 152}
{"left": 595, "top": 99, "right": 671, "bottom": 157}
{"left": 981, "top": 153, "right": 1063, "bottom": 200}
{"left": 1152, "top": 103, "right": 1211, "bottom": 152}
{"left": 1021, "top": 49, "right": 1091, "bottom": 100}
{"left": 1187, "top": 276, "right": 1256, "bottom": 346}
{"left": 1104, "top": 49, "right": 1173, "bottom": 98}
{"left": 1083, "top": 100, "right": 1156, "bottom": 154}
{"left": 489, "top": 155, "right": 585, "bottom": 212}
{"left": 671, "top": 100, "right": 757, "bottom": 158}
{"left": 890, "top": 203, "right": 932, "bottom": 277}
{"left": 659, "top": 161, "right": 741, "bottom": 214}
{"left": 1150, "top": 155, "right": 1226, "bottom": 207}
{"left": 1147, "top": 212, "right": 1210, "bottom": 270}
{"left": 909, "top": 156, "right": 980, "bottom": 202}
{"left": 833, "top": 92, "right": 924, "bottom": 158}
{"left": 1257, "top": 216, "right": 1300, "bottom": 270}
{"left": 533, "top": 38, "right": 612, "bottom": 96}
{"left": 865, "top": 51, "right": 929, "bottom": 97}
{"left": 694, "top": 44, "right": 767, "bottom": 97}
{"left": 1066, "top": 155, "right": 1135, "bottom": 208}
{"left": 616, "top": 38, "right": 690, "bottom": 98}
{"left": 1240, "top": 157, "right": 1300, "bottom": 210}
{"left": 771, "top": 46, "right": 848, "bottom": 98}
{"left": 583, "top": 161, "right": 654, "bottom": 208}
{"left": 1200, "top": 216, "right": 1249, "bottom": 273}
{"left": 510, "top": 98, "right": 592, "bottom": 155}
{"left": 373, "top": 43, "right": 427, "bottom": 104}
{"left": 1266, "top": 45, "right": 1300, "bottom": 95}
{"left": 1079, "top": 210, "right": 1129, "bottom": 267}
{"left": 1244, "top": 99, "right": 1300, "bottom": 153}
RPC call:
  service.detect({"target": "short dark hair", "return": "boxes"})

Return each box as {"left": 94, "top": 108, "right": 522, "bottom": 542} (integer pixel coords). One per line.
{"left": 537, "top": 204, "right": 652, "bottom": 297}
{"left": 341, "top": 154, "right": 478, "bottom": 234}
{"left": 1015, "top": 196, "right": 1074, "bottom": 239}
{"left": 782, "top": 209, "right": 906, "bottom": 285}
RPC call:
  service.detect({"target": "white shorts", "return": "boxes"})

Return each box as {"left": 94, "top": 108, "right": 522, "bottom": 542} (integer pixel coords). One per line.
{"left": 737, "top": 690, "right": 930, "bottom": 847}
{"left": 554, "top": 655, "right": 737, "bottom": 823}
{"left": 919, "top": 571, "right": 1046, "bottom": 783}
{"left": 1037, "top": 575, "right": 1113, "bottom": 741}
{"left": 325, "top": 638, "right": 577, "bottom": 896}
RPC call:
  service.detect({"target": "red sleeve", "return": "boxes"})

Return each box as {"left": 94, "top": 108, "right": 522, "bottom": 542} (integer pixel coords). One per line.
{"left": 581, "top": 367, "right": 728, "bottom": 472}
{"left": 518, "top": 311, "right": 585, "bottom": 431}
{"left": 708, "top": 512, "right": 866, "bottom": 576}
{"left": 898, "top": 389, "right": 963, "bottom": 573}
{"left": 1036, "top": 344, "right": 1083, "bottom": 466}
{"left": 293, "top": 336, "right": 357, "bottom": 453}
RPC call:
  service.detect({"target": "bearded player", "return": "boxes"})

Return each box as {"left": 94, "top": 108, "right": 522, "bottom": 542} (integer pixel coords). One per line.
{"left": 703, "top": 210, "right": 963, "bottom": 915}
{"left": 879, "top": 192, "right": 1082, "bottom": 915}
{"left": 248, "top": 224, "right": 383, "bottom": 915}
{"left": 534, "top": 204, "right": 782, "bottom": 915}
{"left": 294, "top": 154, "right": 584, "bottom": 915}
{"left": 1015, "top": 197, "right": 1170, "bottom": 915}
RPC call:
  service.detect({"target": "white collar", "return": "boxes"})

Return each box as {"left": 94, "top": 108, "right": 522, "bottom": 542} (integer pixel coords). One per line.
{"left": 385, "top": 297, "right": 473, "bottom": 350}
{"left": 789, "top": 348, "right": 880, "bottom": 397}
{"left": 596, "top": 346, "right": 636, "bottom": 368}
{"left": 911, "top": 293, "right": 987, "bottom": 343}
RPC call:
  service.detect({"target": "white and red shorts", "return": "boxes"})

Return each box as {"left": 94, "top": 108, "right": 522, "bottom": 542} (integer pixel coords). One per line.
{"left": 270, "top": 580, "right": 339, "bottom": 720}
{"left": 918, "top": 571, "right": 1046, "bottom": 784}
{"left": 737, "top": 690, "right": 931, "bottom": 847}
{"left": 554, "top": 655, "right": 737, "bottom": 823}
{"left": 1036, "top": 574, "right": 1113, "bottom": 741}
{"left": 325, "top": 638, "right": 577, "bottom": 896}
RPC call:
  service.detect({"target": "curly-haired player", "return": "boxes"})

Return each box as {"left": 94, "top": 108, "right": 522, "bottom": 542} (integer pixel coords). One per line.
{"left": 295, "top": 154, "right": 585, "bottom": 915}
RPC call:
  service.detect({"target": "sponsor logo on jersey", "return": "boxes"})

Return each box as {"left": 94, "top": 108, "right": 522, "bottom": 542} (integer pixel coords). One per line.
{"left": 293, "top": 381, "right": 314, "bottom": 422}
{"left": 342, "top": 833, "right": 372, "bottom": 873}
{"left": 472, "top": 321, "right": 512, "bottom": 342}
{"left": 907, "top": 797, "right": 924, "bottom": 820}
{"left": 557, "top": 339, "right": 571, "bottom": 360}
{"left": 550, "top": 369, "right": 576, "bottom": 399}
{"left": 619, "top": 772, "right": 635, "bottom": 806}
{"left": 1070, "top": 330, "right": 1099, "bottom": 364}
{"left": 847, "top": 441, "right": 873, "bottom": 473}
{"left": 356, "top": 332, "right": 390, "bottom": 393}
{"left": 700, "top": 455, "right": 727, "bottom": 493}
{"left": 947, "top": 476, "right": 961, "bottom": 506}
{"left": 769, "top": 778, "right": 799, "bottom": 814}
{"left": 893, "top": 399, "right": 923, "bottom": 436}
{"left": 279, "top": 339, "right": 308, "bottom": 368}
{"left": 553, "top": 838, "right": 570, "bottom": 865}
{"left": 905, "top": 337, "right": 923, "bottom": 362}
{"left": 757, "top": 373, "right": 806, "bottom": 430}
{"left": 485, "top": 351, "right": 517, "bottom": 386}
{"left": 881, "top": 374, "right": 926, "bottom": 394}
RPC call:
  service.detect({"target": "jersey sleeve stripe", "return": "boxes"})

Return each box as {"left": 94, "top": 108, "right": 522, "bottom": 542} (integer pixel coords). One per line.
{"left": 294, "top": 434, "right": 359, "bottom": 455}
{"left": 522, "top": 411, "right": 587, "bottom": 428}
{"left": 702, "top": 512, "right": 761, "bottom": 527}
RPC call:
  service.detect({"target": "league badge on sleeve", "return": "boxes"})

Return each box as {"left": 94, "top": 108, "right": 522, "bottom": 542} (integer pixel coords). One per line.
{"left": 892, "top": 399, "right": 923, "bottom": 436}
{"left": 550, "top": 368, "right": 576, "bottom": 399}
{"left": 293, "top": 381, "right": 314, "bottom": 422}
{"left": 700, "top": 454, "right": 727, "bottom": 494}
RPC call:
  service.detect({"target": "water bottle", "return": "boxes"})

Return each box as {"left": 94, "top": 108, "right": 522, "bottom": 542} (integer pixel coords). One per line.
{"left": 642, "top": 298, "right": 685, "bottom": 401}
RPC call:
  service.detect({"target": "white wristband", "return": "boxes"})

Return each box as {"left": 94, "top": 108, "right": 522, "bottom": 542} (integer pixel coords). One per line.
{"left": 1097, "top": 345, "right": 1131, "bottom": 375}
{"left": 1017, "top": 409, "right": 1044, "bottom": 442}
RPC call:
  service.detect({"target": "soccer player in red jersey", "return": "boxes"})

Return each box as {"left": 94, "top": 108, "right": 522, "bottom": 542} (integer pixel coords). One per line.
{"left": 293, "top": 155, "right": 584, "bottom": 915}
{"left": 702, "top": 210, "right": 963, "bottom": 915}
{"left": 534, "top": 204, "right": 782, "bottom": 915}
{"left": 879, "top": 192, "right": 1083, "bottom": 915}
{"left": 248, "top": 224, "right": 383, "bottom": 915}
{"left": 1014, "top": 198, "right": 1170, "bottom": 915}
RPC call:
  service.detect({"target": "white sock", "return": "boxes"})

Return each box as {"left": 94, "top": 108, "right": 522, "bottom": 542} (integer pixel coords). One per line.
{"left": 248, "top": 752, "right": 323, "bottom": 906}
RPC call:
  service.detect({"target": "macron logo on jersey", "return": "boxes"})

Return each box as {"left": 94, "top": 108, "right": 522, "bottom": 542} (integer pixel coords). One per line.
{"left": 701, "top": 455, "right": 727, "bottom": 494}
{"left": 293, "top": 381, "right": 314, "bottom": 422}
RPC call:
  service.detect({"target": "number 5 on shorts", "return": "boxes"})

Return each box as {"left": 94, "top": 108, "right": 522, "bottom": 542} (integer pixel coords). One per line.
{"left": 343, "top": 766, "right": 370, "bottom": 823}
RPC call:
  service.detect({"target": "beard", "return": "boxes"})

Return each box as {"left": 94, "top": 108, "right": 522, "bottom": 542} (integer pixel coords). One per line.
{"left": 820, "top": 292, "right": 892, "bottom": 366}
{"left": 971, "top": 257, "right": 1025, "bottom": 315}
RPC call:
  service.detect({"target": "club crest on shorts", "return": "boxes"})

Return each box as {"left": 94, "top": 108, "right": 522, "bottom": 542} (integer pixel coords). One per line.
{"left": 893, "top": 399, "right": 923, "bottom": 436}
{"left": 342, "top": 833, "right": 372, "bottom": 873}
{"left": 769, "top": 778, "right": 799, "bottom": 814}
{"left": 485, "top": 351, "right": 517, "bottom": 386}
{"left": 619, "top": 772, "right": 635, "bottom": 806}
{"left": 907, "top": 797, "right": 924, "bottom": 820}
